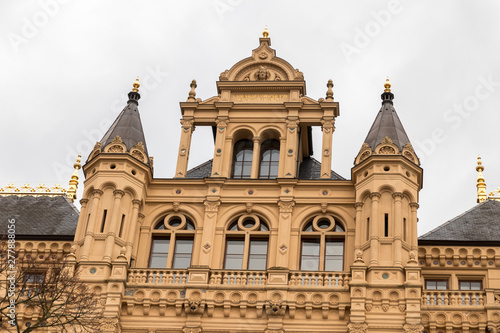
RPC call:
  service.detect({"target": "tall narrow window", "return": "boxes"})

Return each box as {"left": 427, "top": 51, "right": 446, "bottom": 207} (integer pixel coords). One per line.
{"left": 232, "top": 139, "right": 253, "bottom": 179}
{"left": 224, "top": 215, "right": 270, "bottom": 270}
{"left": 300, "top": 216, "right": 345, "bottom": 271}
{"left": 119, "top": 214, "right": 126, "bottom": 238}
{"left": 403, "top": 218, "right": 407, "bottom": 241}
{"left": 366, "top": 217, "right": 370, "bottom": 241}
{"left": 149, "top": 214, "right": 196, "bottom": 269}
{"left": 259, "top": 139, "right": 280, "bottom": 179}
{"left": 100, "top": 210, "right": 107, "bottom": 233}
{"left": 384, "top": 213, "right": 389, "bottom": 237}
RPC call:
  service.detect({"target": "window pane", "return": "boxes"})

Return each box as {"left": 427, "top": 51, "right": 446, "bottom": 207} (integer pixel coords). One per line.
{"left": 269, "top": 162, "right": 279, "bottom": 178}
{"left": 243, "top": 149, "right": 253, "bottom": 160}
{"left": 172, "top": 239, "right": 193, "bottom": 269}
{"left": 242, "top": 162, "right": 252, "bottom": 178}
{"left": 225, "top": 239, "right": 244, "bottom": 269}
{"left": 248, "top": 256, "right": 267, "bottom": 270}
{"left": 436, "top": 281, "right": 447, "bottom": 290}
{"left": 249, "top": 239, "right": 268, "bottom": 269}
{"left": 426, "top": 281, "right": 436, "bottom": 290}
{"left": 233, "top": 162, "right": 242, "bottom": 177}
{"left": 150, "top": 239, "right": 170, "bottom": 268}
{"left": 301, "top": 240, "right": 320, "bottom": 270}
{"left": 325, "top": 241, "right": 343, "bottom": 271}
{"left": 470, "top": 282, "right": 481, "bottom": 290}
{"left": 262, "top": 150, "right": 271, "bottom": 161}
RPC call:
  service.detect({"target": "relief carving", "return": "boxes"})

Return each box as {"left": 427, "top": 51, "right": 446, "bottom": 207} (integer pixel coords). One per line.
{"left": 278, "top": 200, "right": 295, "bottom": 213}
{"left": 204, "top": 200, "right": 221, "bottom": 213}
{"left": 347, "top": 322, "right": 368, "bottom": 333}
{"left": 403, "top": 324, "right": 424, "bottom": 333}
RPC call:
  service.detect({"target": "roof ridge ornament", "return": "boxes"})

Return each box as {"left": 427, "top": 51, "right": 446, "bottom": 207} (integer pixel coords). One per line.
{"left": 381, "top": 76, "right": 394, "bottom": 105}
{"left": 262, "top": 25, "right": 269, "bottom": 38}
{"left": 67, "top": 154, "right": 81, "bottom": 203}
{"left": 187, "top": 80, "right": 197, "bottom": 102}
{"left": 476, "top": 155, "right": 487, "bottom": 203}
{"left": 325, "top": 79, "right": 334, "bottom": 101}
{"left": 127, "top": 77, "right": 141, "bottom": 104}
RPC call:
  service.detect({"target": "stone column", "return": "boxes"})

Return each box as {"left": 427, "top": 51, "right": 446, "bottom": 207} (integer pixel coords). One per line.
{"left": 354, "top": 202, "right": 364, "bottom": 250}
{"left": 393, "top": 192, "right": 404, "bottom": 265}
{"left": 75, "top": 198, "right": 89, "bottom": 242}
{"left": 175, "top": 118, "right": 195, "bottom": 178}
{"left": 369, "top": 192, "right": 381, "bottom": 265}
{"left": 284, "top": 118, "right": 299, "bottom": 178}
{"left": 250, "top": 136, "right": 261, "bottom": 178}
{"left": 125, "top": 199, "right": 142, "bottom": 261}
{"left": 197, "top": 200, "right": 221, "bottom": 266}
{"left": 80, "top": 189, "right": 103, "bottom": 260}
{"left": 133, "top": 213, "right": 146, "bottom": 266}
{"left": 410, "top": 203, "right": 419, "bottom": 251}
{"left": 276, "top": 201, "right": 295, "bottom": 268}
{"left": 211, "top": 117, "right": 228, "bottom": 177}
{"left": 320, "top": 118, "right": 335, "bottom": 178}
{"left": 103, "top": 189, "right": 124, "bottom": 261}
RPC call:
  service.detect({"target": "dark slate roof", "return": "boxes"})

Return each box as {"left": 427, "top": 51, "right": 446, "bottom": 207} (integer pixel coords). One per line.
{"left": 99, "top": 91, "right": 149, "bottom": 156}
{"left": 419, "top": 200, "right": 500, "bottom": 244}
{"left": 298, "top": 157, "right": 345, "bottom": 180}
{"left": 185, "top": 157, "right": 345, "bottom": 180}
{"left": 0, "top": 195, "right": 79, "bottom": 239}
{"left": 364, "top": 93, "right": 411, "bottom": 152}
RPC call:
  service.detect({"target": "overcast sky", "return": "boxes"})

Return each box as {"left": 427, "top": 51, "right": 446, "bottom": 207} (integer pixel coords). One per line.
{"left": 1, "top": 0, "right": 499, "bottom": 236}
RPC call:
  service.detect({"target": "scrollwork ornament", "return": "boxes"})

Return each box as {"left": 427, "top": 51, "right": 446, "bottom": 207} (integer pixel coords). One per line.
{"left": 403, "top": 323, "right": 424, "bottom": 333}
{"left": 204, "top": 200, "right": 221, "bottom": 213}
{"left": 278, "top": 200, "right": 295, "bottom": 213}
{"left": 347, "top": 322, "right": 368, "bottom": 333}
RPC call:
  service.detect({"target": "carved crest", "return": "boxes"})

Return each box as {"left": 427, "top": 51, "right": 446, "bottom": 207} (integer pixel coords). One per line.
{"left": 381, "top": 136, "right": 393, "bottom": 145}
{"left": 111, "top": 135, "right": 123, "bottom": 144}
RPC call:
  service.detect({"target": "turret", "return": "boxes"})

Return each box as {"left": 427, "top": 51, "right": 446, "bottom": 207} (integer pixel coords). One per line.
{"left": 75, "top": 78, "right": 151, "bottom": 266}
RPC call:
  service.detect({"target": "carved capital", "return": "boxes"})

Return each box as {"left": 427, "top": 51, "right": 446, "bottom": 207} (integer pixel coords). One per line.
{"left": 92, "top": 189, "right": 103, "bottom": 198}
{"left": 113, "top": 189, "right": 125, "bottom": 198}
{"left": 286, "top": 119, "right": 300, "bottom": 129}
{"left": 392, "top": 192, "right": 404, "bottom": 200}
{"left": 132, "top": 199, "right": 142, "bottom": 208}
{"left": 347, "top": 322, "right": 368, "bottom": 333}
{"left": 410, "top": 202, "right": 419, "bottom": 210}
{"left": 215, "top": 118, "right": 229, "bottom": 128}
{"left": 278, "top": 200, "right": 295, "bottom": 213}
{"left": 183, "top": 328, "right": 201, "bottom": 333}
{"left": 80, "top": 198, "right": 89, "bottom": 206}
{"left": 403, "top": 323, "right": 424, "bottom": 333}
{"left": 180, "top": 119, "right": 195, "bottom": 132}
{"left": 204, "top": 200, "right": 221, "bottom": 213}
{"left": 321, "top": 118, "right": 335, "bottom": 132}
{"left": 369, "top": 192, "right": 381, "bottom": 200}
{"left": 354, "top": 202, "right": 364, "bottom": 210}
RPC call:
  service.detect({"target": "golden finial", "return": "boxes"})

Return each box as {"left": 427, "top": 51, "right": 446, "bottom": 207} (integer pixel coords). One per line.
{"left": 476, "top": 155, "right": 487, "bottom": 203}
{"left": 384, "top": 77, "right": 391, "bottom": 93}
{"left": 325, "top": 79, "right": 334, "bottom": 101}
{"left": 187, "top": 79, "right": 197, "bottom": 102}
{"left": 132, "top": 77, "right": 140, "bottom": 93}
{"left": 262, "top": 26, "right": 269, "bottom": 38}
{"left": 67, "top": 154, "right": 81, "bottom": 203}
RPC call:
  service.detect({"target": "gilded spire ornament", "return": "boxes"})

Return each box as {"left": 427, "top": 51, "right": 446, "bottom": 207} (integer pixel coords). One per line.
{"left": 325, "top": 79, "right": 334, "bottom": 101}
{"left": 67, "top": 154, "right": 81, "bottom": 203}
{"left": 132, "top": 77, "right": 140, "bottom": 93}
{"left": 384, "top": 77, "right": 391, "bottom": 93}
{"left": 476, "top": 155, "right": 487, "bottom": 203}
{"left": 187, "top": 79, "right": 197, "bottom": 102}
{"left": 262, "top": 26, "right": 269, "bottom": 38}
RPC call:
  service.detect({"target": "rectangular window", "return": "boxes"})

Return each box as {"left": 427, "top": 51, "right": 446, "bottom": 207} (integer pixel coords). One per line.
{"left": 459, "top": 280, "right": 482, "bottom": 290}
{"left": 366, "top": 218, "right": 370, "bottom": 241}
{"left": 384, "top": 213, "right": 389, "bottom": 237}
{"left": 248, "top": 239, "right": 268, "bottom": 270}
{"left": 224, "top": 239, "right": 245, "bottom": 269}
{"left": 119, "top": 214, "right": 126, "bottom": 238}
{"left": 324, "top": 240, "right": 344, "bottom": 271}
{"left": 301, "top": 239, "right": 320, "bottom": 271}
{"left": 149, "top": 238, "right": 170, "bottom": 268}
{"left": 403, "top": 218, "right": 407, "bottom": 241}
{"left": 425, "top": 280, "right": 448, "bottom": 290}
{"left": 100, "top": 210, "right": 108, "bottom": 233}
{"left": 172, "top": 238, "right": 193, "bottom": 269}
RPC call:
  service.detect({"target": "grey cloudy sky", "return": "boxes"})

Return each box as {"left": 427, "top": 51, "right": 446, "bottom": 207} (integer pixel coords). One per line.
{"left": 1, "top": 0, "right": 499, "bottom": 236}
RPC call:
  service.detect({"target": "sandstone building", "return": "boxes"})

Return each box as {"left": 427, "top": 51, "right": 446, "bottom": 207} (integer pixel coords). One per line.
{"left": 2, "top": 29, "right": 500, "bottom": 333}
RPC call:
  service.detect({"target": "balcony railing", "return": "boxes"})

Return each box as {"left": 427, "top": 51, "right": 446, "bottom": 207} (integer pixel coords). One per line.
{"left": 127, "top": 269, "right": 189, "bottom": 285}
{"left": 127, "top": 268, "right": 350, "bottom": 288}
{"left": 422, "top": 290, "right": 485, "bottom": 306}
{"left": 289, "top": 272, "right": 350, "bottom": 287}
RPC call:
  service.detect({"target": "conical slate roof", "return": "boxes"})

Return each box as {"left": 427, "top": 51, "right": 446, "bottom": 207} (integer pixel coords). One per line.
{"left": 419, "top": 200, "right": 500, "bottom": 244}
{"left": 100, "top": 87, "right": 149, "bottom": 156}
{"left": 363, "top": 84, "right": 411, "bottom": 152}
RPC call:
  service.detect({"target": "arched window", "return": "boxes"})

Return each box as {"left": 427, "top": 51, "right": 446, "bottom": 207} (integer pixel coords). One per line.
{"left": 232, "top": 139, "right": 253, "bottom": 179}
{"left": 149, "top": 214, "right": 195, "bottom": 269}
{"left": 224, "top": 215, "right": 270, "bottom": 270}
{"left": 300, "top": 216, "right": 345, "bottom": 271}
{"left": 259, "top": 139, "right": 280, "bottom": 179}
